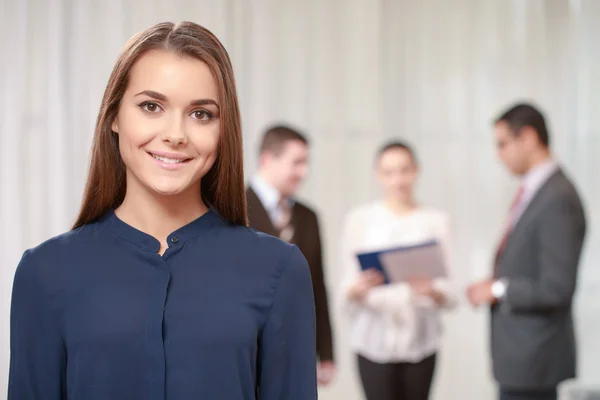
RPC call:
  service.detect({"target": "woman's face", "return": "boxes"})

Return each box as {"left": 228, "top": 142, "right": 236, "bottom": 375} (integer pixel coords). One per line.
{"left": 376, "top": 148, "right": 418, "bottom": 201}
{"left": 112, "top": 50, "right": 220, "bottom": 198}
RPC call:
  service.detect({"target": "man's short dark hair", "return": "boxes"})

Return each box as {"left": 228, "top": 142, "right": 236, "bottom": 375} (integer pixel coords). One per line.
{"left": 259, "top": 125, "right": 309, "bottom": 155}
{"left": 495, "top": 103, "right": 550, "bottom": 147}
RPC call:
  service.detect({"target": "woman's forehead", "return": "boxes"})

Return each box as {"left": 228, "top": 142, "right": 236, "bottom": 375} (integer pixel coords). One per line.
{"left": 126, "top": 50, "right": 218, "bottom": 104}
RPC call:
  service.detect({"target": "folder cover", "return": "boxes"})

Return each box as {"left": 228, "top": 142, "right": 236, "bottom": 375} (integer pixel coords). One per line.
{"left": 356, "top": 240, "right": 446, "bottom": 284}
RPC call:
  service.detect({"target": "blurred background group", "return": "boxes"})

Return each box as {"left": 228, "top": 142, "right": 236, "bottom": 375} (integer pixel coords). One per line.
{"left": 1, "top": 1, "right": 599, "bottom": 399}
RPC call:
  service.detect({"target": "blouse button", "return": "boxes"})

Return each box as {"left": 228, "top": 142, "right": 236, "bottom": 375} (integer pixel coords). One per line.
{"left": 170, "top": 236, "right": 179, "bottom": 244}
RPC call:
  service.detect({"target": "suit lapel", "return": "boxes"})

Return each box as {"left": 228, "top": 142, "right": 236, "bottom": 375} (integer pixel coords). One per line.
{"left": 246, "top": 187, "right": 298, "bottom": 243}
{"left": 246, "top": 187, "right": 278, "bottom": 236}
{"left": 500, "top": 169, "right": 562, "bottom": 260}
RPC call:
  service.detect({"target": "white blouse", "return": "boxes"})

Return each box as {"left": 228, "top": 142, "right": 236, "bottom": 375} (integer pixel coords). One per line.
{"left": 338, "top": 201, "right": 456, "bottom": 364}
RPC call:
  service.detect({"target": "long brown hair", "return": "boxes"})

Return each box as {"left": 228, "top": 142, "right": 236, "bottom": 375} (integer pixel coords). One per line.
{"left": 73, "top": 21, "right": 247, "bottom": 228}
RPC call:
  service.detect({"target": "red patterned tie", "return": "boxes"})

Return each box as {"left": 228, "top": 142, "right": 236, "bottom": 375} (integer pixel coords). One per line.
{"left": 493, "top": 185, "right": 525, "bottom": 276}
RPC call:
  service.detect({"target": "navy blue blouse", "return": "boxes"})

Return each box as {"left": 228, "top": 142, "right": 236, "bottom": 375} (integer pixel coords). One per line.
{"left": 8, "top": 209, "right": 317, "bottom": 399}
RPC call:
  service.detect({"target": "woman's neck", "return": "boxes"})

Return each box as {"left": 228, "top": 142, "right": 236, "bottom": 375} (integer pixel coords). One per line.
{"left": 383, "top": 196, "right": 418, "bottom": 216}
{"left": 115, "top": 182, "right": 208, "bottom": 248}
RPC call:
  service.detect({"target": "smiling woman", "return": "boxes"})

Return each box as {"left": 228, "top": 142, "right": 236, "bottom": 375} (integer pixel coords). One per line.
{"left": 76, "top": 22, "right": 243, "bottom": 230}
{"left": 8, "top": 21, "right": 317, "bottom": 400}
{"left": 110, "top": 50, "right": 222, "bottom": 204}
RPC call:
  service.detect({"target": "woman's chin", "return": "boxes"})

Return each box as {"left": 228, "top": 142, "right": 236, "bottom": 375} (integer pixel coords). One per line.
{"left": 148, "top": 182, "right": 191, "bottom": 197}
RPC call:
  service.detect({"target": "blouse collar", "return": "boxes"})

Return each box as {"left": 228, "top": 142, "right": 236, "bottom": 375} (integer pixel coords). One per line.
{"left": 104, "top": 208, "right": 222, "bottom": 253}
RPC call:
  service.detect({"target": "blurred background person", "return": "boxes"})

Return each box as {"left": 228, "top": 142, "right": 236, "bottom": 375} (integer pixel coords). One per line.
{"left": 467, "top": 103, "right": 587, "bottom": 400}
{"left": 246, "top": 125, "right": 336, "bottom": 386}
{"left": 338, "top": 141, "right": 456, "bottom": 400}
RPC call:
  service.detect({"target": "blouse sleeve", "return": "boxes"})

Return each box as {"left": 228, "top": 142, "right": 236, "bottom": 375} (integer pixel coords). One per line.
{"left": 257, "top": 246, "right": 317, "bottom": 400}
{"left": 8, "top": 249, "right": 67, "bottom": 400}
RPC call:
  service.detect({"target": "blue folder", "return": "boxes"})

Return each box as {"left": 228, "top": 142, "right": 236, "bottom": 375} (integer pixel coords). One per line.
{"left": 356, "top": 239, "right": 439, "bottom": 284}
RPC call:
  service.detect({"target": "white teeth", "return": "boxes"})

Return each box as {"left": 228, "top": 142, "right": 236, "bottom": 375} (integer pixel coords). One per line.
{"left": 151, "top": 154, "right": 186, "bottom": 164}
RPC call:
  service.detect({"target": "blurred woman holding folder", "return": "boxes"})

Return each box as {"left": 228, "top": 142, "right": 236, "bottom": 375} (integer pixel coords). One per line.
{"left": 339, "top": 141, "right": 456, "bottom": 400}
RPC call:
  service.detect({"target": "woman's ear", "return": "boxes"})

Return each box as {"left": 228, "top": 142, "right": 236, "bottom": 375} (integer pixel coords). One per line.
{"left": 111, "top": 118, "right": 119, "bottom": 134}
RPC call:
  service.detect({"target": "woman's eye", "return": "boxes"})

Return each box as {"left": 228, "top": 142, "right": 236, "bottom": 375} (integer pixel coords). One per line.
{"left": 139, "top": 102, "right": 162, "bottom": 113}
{"left": 191, "top": 110, "right": 212, "bottom": 121}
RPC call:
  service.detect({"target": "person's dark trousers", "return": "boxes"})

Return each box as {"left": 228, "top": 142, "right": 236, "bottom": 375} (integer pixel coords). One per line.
{"left": 499, "top": 387, "right": 557, "bottom": 400}
{"left": 357, "top": 353, "right": 436, "bottom": 400}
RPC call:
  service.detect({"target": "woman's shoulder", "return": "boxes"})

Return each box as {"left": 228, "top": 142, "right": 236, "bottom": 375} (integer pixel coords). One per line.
{"left": 220, "top": 223, "right": 305, "bottom": 263}
{"left": 217, "top": 221, "right": 294, "bottom": 251}
{"left": 24, "top": 224, "right": 88, "bottom": 255}
{"left": 18, "top": 217, "right": 108, "bottom": 264}
{"left": 13, "top": 226, "right": 96, "bottom": 290}
{"left": 220, "top": 224, "right": 310, "bottom": 285}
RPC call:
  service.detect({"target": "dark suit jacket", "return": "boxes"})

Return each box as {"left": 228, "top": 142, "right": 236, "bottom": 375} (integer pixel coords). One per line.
{"left": 246, "top": 187, "right": 334, "bottom": 362}
{"left": 492, "top": 169, "right": 586, "bottom": 389}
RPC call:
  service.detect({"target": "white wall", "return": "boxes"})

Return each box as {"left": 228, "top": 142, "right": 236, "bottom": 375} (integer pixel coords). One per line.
{"left": 1, "top": 0, "right": 599, "bottom": 399}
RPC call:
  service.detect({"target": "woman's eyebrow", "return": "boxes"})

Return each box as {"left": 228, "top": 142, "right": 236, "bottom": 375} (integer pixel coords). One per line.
{"left": 135, "top": 90, "right": 219, "bottom": 108}
{"left": 135, "top": 90, "right": 167, "bottom": 101}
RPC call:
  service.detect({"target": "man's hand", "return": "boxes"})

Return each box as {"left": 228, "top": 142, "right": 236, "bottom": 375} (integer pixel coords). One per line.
{"left": 466, "top": 279, "right": 496, "bottom": 307}
{"left": 347, "top": 269, "right": 385, "bottom": 300}
{"left": 317, "top": 360, "right": 336, "bottom": 386}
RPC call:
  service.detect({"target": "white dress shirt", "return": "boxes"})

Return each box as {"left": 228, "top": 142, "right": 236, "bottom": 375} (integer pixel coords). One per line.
{"left": 338, "top": 202, "right": 456, "bottom": 364}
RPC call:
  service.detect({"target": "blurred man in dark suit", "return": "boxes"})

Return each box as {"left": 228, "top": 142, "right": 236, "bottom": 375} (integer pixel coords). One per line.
{"left": 467, "top": 103, "right": 587, "bottom": 400}
{"left": 246, "top": 125, "right": 335, "bottom": 386}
